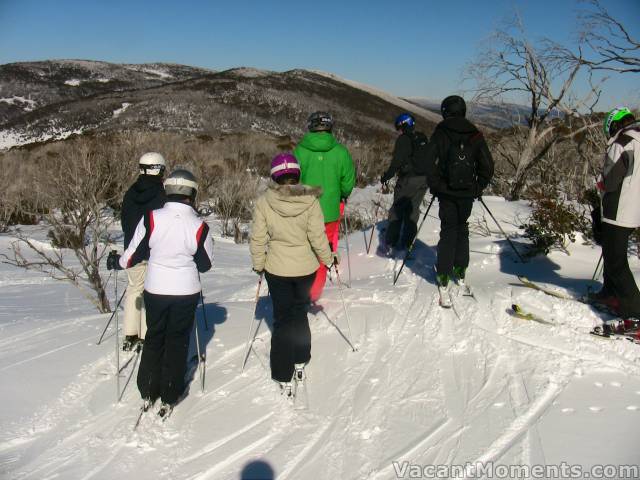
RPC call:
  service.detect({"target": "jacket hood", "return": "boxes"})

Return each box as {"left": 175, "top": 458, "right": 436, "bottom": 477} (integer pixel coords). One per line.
{"left": 265, "top": 182, "right": 322, "bottom": 217}
{"left": 297, "top": 131, "right": 338, "bottom": 152}
{"left": 611, "top": 121, "right": 640, "bottom": 144}
{"left": 436, "top": 117, "right": 479, "bottom": 136}
{"left": 131, "top": 175, "right": 164, "bottom": 205}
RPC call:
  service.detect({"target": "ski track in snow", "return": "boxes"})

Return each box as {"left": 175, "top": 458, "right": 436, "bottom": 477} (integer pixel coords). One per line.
{"left": 2, "top": 197, "right": 640, "bottom": 479}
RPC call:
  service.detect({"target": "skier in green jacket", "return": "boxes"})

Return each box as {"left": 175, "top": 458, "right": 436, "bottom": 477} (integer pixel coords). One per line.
{"left": 294, "top": 112, "right": 356, "bottom": 302}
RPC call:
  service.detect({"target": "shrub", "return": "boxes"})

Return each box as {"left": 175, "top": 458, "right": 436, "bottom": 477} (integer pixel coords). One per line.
{"left": 521, "top": 187, "right": 590, "bottom": 256}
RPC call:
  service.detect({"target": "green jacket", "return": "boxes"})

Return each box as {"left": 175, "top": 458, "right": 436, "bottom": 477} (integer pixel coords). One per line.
{"left": 294, "top": 132, "right": 356, "bottom": 222}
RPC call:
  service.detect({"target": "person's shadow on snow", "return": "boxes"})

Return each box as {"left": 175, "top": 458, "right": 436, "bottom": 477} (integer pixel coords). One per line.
{"left": 240, "top": 459, "right": 275, "bottom": 479}
{"left": 497, "top": 239, "right": 598, "bottom": 297}
{"left": 184, "top": 300, "right": 228, "bottom": 392}
{"left": 400, "top": 238, "right": 438, "bottom": 285}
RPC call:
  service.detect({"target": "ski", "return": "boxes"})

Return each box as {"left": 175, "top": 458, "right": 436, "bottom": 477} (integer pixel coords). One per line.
{"left": 510, "top": 304, "right": 553, "bottom": 325}
{"left": 516, "top": 276, "right": 617, "bottom": 314}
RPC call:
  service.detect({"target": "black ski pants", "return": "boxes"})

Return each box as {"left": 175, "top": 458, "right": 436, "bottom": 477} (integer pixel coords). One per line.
{"left": 137, "top": 291, "right": 199, "bottom": 405}
{"left": 601, "top": 222, "right": 640, "bottom": 318}
{"left": 436, "top": 196, "right": 474, "bottom": 277}
{"left": 386, "top": 175, "right": 428, "bottom": 249}
{"left": 265, "top": 271, "right": 315, "bottom": 382}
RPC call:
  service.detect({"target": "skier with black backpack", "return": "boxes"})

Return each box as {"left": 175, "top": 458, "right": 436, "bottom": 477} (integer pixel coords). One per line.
{"left": 425, "top": 96, "right": 494, "bottom": 307}
{"left": 378, "top": 113, "right": 430, "bottom": 257}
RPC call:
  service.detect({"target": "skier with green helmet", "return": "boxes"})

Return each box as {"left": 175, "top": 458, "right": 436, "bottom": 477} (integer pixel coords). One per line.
{"left": 590, "top": 106, "right": 640, "bottom": 323}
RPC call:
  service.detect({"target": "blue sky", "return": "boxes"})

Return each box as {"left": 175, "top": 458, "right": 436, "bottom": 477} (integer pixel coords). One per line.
{"left": 1, "top": 0, "right": 638, "bottom": 109}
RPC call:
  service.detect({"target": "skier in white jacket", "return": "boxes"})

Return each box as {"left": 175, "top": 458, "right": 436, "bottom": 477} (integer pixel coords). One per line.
{"left": 108, "top": 169, "right": 213, "bottom": 416}
{"left": 592, "top": 106, "right": 640, "bottom": 321}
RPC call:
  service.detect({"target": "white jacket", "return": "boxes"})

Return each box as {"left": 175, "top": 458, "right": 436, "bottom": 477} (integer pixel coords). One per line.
{"left": 120, "top": 201, "right": 214, "bottom": 295}
{"left": 600, "top": 123, "right": 640, "bottom": 228}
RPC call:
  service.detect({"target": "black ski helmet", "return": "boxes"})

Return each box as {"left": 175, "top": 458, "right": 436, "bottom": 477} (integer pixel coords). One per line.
{"left": 164, "top": 168, "right": 198, "bottom": 202}
{"left": 307, "top": 111, "right": 333, "bottom": 132}
{"left": 441, "top": 95, "right": 466, "bottom": 118}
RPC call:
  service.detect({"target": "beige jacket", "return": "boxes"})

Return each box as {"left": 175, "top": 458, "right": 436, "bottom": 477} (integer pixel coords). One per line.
{"left": 250, "top": 182, "right": 333, "bottom": 277}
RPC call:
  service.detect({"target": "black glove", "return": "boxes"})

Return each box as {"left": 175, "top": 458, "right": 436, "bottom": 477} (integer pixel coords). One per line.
{"left": 325, "top": 252, "right": 340, "bottom": 270}
{"left": 106, "top": 251, "right": 123, "bottom": 271}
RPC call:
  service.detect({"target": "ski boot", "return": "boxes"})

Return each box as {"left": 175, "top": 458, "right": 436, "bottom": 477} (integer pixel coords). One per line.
{"left": 123, "top": 335, "right": 141, "bottom": 352}
{"left": 293, "top": 363, "right": 307, "bottom": 382}
{"left": 292, "top": 363, "right": 309, "bottom": 410}
{"left": 586, "top": 290, "right": 620, "bottom": 313}
{"left": 157, "top": 402, "right": 173, "bottom": 420}
{"left": 437, "top": 273, "right": 452, "bottom": 308}
{"left": 278, "top": 382, "right": 293, "bottom": 398}
{"left": 453, "top": 266, "right": 473, "bottom": 297}
{"left": 376, "top": 242, "right": 391, "bottom": 258}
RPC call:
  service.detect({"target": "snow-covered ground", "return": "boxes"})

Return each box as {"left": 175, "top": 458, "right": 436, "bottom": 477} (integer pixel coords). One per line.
{"left": 1, "top": 195, "right": 639, "bottom": 480}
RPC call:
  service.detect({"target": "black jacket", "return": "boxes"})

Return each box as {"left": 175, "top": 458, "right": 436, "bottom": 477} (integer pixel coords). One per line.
{"left": 121, "top": 175, "right": 166, "bottom": 249}
{"left": 425, "top": 117, "right": 494, "bottom": 198}
{"left": 382, "top": 133, "right": 414, "bottom": 183}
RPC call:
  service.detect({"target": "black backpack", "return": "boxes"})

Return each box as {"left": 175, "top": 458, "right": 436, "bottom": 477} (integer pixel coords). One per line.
{"left": 408, "top": 131, "right": 429, "bottom": 175}
{"left": 443, "top": 132, "right": 477, "bottom": 190}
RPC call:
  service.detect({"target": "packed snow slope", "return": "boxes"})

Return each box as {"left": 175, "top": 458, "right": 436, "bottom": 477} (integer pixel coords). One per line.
{"left": 1, "top": 193, "right": 639, "bottom": 480}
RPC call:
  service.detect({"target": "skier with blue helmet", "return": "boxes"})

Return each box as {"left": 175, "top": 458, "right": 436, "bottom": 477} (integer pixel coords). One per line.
{"left": 378, "top": 112, "right": 430, "bottom": 256}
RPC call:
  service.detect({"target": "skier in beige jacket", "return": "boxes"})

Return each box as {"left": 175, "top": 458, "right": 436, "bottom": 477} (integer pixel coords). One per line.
{"left": 250, "top": 153, "right": 335, "bottom": 394}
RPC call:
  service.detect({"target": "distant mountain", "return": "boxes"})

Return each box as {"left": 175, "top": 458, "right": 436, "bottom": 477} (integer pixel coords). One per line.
{"left": 404, "top": 97, "right": 535, "bottom": 129}
{"left": 0, "top": 60, "right": 440, "bottom": 150}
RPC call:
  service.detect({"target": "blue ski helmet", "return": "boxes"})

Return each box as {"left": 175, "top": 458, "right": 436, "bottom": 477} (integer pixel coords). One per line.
{"left": 394, "top": 113, "right": 415, "bottom": 131}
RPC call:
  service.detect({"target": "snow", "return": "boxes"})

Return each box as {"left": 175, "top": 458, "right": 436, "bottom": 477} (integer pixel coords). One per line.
{"left": 0, "top": 96, "right": 37, "bottom": 112}
{"left": 64, "top": 79, "right": 81, "bottom": 86}
{"left": 0, "top": 126, "right": 85, "bottom": 150}
{"left": 312, "top": 70, "right": 442, "bottom": 123}
{"left": 1, "top": 194, "right": 639, "bottom": 479}
{"left": 113, "top": 102, "right": 131, "bottom": 118}
{"left": 140, "top": 68, "right": 173, "bottom": 79}
{"left": 0, "top": 129, "right": 26, "bottom": 150}
{"left": 228, "top": 67, "right": 273, "bottom": 78}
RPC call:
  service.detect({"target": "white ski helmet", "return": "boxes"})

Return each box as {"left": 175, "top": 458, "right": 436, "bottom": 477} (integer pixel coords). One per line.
{"left": 164, "top": 168, "right": 198, "bottom": 200}
{"left": 138, "top": 152, "right": 166, "bottom": 176}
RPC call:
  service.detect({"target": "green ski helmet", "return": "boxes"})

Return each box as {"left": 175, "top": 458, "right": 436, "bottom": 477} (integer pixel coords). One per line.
{"left": 603, "top": 106, "right": 633, "bottom": 137}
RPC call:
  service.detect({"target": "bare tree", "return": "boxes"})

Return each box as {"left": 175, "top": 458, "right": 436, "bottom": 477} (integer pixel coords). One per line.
{"left": 1, "top": 140, "right": 129, "bottom": 313}
{"left": 579, "top": 0, "right": 640, "bottom": 74}
{"left": 467, "top": 17, "right": 602, "bottom": 199}
{"left": 211, "top": 166, "right": 262, "bottom": 240}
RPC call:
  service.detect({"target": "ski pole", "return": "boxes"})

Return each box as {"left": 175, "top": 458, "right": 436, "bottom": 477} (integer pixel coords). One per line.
{"left": 194, "top": 315, "right": 205, "bottom": 392}
{"left": 333, "top": 265, "right": 357, "bottom": 352}
{"left": 198, "top": 273, "right": 209, "bottom": 331}
{"left": 479, "top": 198, "right": 526, "bottom": 264}
{"left": 591, "top": 252, "right": 603, "bottom": 283}
{"left": 365, "top": 197, "right": 384, "bottom": 254}
{"left": 97, "top": 288, "right": 127, "bottom": 345}
{"left": 241, "top": 272, "right": 264, "bottom": 373}
{"left": 342, "top": 199, "right": 352, "bottom": 288}
{"left": 115, "top": 270, "right": 121, "bottom": 403}
{"left": 393, "top": 195, "right": 435, "bottom": 286}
